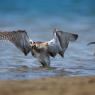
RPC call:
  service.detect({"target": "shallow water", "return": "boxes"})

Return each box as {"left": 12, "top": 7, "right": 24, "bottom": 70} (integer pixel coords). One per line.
{"left": 0, "top": 0, "right": 95, "bottom": 79}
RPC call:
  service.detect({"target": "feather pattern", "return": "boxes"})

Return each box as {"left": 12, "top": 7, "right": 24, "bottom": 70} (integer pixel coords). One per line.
{"left": 0, "top": 30, "right": 31, "bottom": 55}
{"left": 48, "top": 29, "right": 78, "bottom": 57}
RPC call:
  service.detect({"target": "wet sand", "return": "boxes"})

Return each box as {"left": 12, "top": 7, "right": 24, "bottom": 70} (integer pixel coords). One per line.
{"left": 0, "top": 76, "right": 95, "bottom": 95}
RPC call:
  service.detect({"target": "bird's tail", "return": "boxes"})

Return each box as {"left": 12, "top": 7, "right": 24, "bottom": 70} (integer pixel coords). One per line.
{"left": 87, "top": 42, "right": 95, "bottom": 45}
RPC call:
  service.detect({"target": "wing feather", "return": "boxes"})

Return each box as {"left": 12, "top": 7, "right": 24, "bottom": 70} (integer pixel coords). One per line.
{"left": 87, "top": 42, "right": 95, "bottom": 45}
{"left": 55, "top": 30, "right": 78, "bottom": 51}
{"left": 48, "top": 29, "right": 78, "bottom": 57}
{"left": 0, "top": 30, "right": 31, "bottom": 55}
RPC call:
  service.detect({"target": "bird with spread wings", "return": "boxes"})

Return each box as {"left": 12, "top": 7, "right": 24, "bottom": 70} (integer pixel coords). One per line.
{"left": 0, "top": 29, "right": 78, "bottom": 67}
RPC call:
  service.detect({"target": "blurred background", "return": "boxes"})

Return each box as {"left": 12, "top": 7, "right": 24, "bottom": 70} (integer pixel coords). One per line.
{"left": 0, "top": 0, "right": 95, "bottom": 79}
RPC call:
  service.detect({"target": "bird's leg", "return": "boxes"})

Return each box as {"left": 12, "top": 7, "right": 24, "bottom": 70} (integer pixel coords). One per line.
{"left": 40, "top": 61, "right": 50, "bottom": 68}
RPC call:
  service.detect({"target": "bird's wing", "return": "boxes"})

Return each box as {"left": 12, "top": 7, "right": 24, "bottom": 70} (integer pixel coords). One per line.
{"left": 0, "top": 30, "right": 31, "bottom": 55}
{"left": 87, "top": 42, "right": 95, "bottom": 45}
{"left": 48, "top": 29, "right": 78, "bottom": 57}
{"left": 55, "top": 30, "right": 78, "bottom": 51}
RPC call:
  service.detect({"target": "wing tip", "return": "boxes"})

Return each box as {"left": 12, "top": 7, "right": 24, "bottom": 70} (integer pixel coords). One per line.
{"left": 22, "top": 48, "right": 30, "bottom": 56}
{"left": 87, "top": 42, "right": 95, "bottom": 46}
{"left": 73, "top": 34, "right": 78, "bottom": 41}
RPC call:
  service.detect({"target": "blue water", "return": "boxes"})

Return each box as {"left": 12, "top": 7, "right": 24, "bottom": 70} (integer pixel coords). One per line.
{"left": 0, "top": 0, "right": 95, "bottom": 79}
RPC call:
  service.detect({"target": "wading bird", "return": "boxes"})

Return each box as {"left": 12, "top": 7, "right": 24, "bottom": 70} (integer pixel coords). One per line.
{"left": 0, "top": 29, "right": 78, "bottom": 67}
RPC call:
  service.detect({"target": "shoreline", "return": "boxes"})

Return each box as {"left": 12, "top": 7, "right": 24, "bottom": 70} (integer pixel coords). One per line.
{"left": 0, "top": 76, "right": 95, "bottom": 95}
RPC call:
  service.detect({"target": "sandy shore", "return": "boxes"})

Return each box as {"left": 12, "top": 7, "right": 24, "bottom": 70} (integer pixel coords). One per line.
{"left": 0, "top": 76, "right": 95, "bottom": 95}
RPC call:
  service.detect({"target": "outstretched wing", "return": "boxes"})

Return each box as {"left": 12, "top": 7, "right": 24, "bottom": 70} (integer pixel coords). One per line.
{"left": 55, "top": 30, "right": 78, "bottom": 51}
{"left": 87, "top": 42, "right": 95, "bottom": 45}
{"left": 0, "top": 30, "right": 31, "bottom": 55}
{"left": 48, "top": 29, "right": 78, "bottom": 57}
